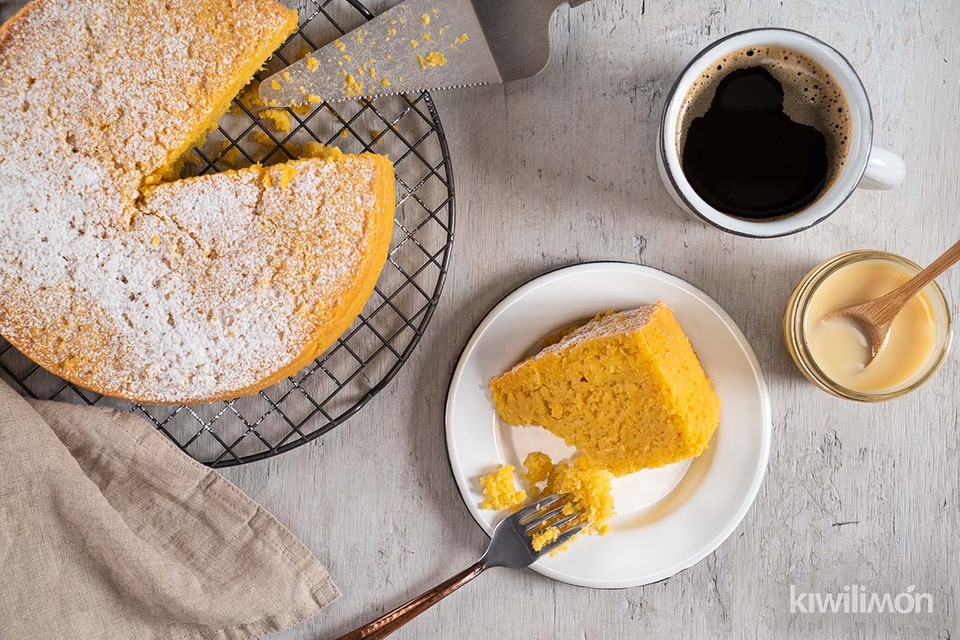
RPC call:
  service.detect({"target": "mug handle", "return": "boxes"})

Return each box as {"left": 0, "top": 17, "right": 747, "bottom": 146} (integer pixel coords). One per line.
{"left": 858, "top": 146, "right": 906, "bottom": 190}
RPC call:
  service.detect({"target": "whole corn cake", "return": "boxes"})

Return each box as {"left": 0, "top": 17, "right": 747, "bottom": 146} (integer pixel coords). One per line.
{"left": 490, "top": 303, "right": 720, "bottom": 476}
{"left": 0, "top": 0, "right": 395, "bottom": 403}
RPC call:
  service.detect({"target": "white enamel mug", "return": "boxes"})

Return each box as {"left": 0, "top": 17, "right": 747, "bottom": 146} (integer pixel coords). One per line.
{"left": 657, "top": 28, "right": 905, "bottom": 238}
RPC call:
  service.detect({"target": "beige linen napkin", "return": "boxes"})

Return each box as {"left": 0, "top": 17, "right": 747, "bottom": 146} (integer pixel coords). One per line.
{"left": 0, "top": 380, "right": 339, "bottom": 639}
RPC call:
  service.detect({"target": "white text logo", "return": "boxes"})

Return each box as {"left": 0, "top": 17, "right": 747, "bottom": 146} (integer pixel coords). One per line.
{"left": 790, "top": 585, "right": 933, "bottom": 614}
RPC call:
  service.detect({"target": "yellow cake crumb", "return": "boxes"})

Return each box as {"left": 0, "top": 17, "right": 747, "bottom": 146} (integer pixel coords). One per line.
{"left": 240, "top": 83, "right": 265, "bottom": 110}
{"left": 521, "top": 451, "right": 553, "bottom": 496}
{"left": 302, "top": 142, "right": 344, "bottom": 161}
{"left": 219, "top": 143, "right": 241, "bottom": 167}
{"left": 416, "top": 51, "right": 447, "bottom": 70}
{"left": 421, "top": 13, "right": 430, "bottom": 25}
{"left": 302, "top": 141, "right": 325, "bottom": 157}
{"left": 307, "top": 94, "right": 323, "bottom": 104}
{"left": 270, "top": 79, "right": 281, "bottom": 91}
{"left": 410, "top": 39, "right": 419, "bottom": 49}
{"left": 455, "top": 33, "right": 469, "bottom": 45}
{"left": 422, "top": 32, "right": 432, "bottom": 42}
{"left": 479, "top": 465, "right": 527, "bottom": 510}
{"left": 150, "top": 235, "right": 161, "bottom": 246}
{"left": 282, "top": 71, "right": 291, "bottom": 82}
{"left": 343, "top": 54, "right": 352, "bottom": 62}
{"left": 306, "top": 57, "right": 319, "bottom": 72}
{"left": 334, "top": 40, "right": 346, "bottom": 52}
{"left": 478, "top": 453, "right": 614, "bottom": 553}
{"left": 251, "top": 131, "right": 273, "bottom": 146}
{"left": 545, "top": 456, "right": 614, "bottom": 536}
{"left": 278, "top": 164, "right": 298, "bottom": 188}
{"left": 387, "top": 28, "right": 397, "bottom": 36}
{"left": 344, "top": 73, "right": 364, "bottom": 97}
{"left": 260, "top": 108, "right": 292, "bottom": 133}
{"left": 530, "top": 526, "right": 559, "bottom": 552}
{"left": 380, "top": 78, "right": 392, "bottom": 87}
{"left": 491, "top": 304, "right": 721, "bottom": 476}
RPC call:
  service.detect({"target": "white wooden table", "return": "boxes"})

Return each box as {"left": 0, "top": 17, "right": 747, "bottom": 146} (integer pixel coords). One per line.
{"left": 3, "top": 0, "right": 956, "bottom": 637}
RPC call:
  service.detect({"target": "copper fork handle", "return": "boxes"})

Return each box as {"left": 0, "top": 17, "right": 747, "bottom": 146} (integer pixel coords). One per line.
{"left": 335, "top": 561, "right": 487, "bottom": 640}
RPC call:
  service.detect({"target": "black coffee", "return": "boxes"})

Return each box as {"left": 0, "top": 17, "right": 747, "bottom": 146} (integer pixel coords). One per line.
{"left": 677, "top": 46, "right": 851, "bottom": 220}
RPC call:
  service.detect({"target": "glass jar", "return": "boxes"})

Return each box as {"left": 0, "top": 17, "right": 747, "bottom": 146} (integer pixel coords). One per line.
{"left": 784, "top": 250, "right": 952, "bottom": 401}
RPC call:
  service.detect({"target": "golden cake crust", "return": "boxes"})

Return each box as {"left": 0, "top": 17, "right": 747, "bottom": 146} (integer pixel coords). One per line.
{"left": 0, "top": 0, "right": 396, "bottom": 403}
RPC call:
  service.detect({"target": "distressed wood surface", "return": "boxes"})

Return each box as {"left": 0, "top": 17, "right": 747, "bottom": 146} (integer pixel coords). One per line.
{"left": 2, "top": 0, "right": 957, "bottom": 637}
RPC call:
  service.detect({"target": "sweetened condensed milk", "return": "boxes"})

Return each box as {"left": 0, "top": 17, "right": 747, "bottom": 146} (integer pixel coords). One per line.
{"left": 784, "top": 250, "right": 952, "bottom": 401}
{"left": 804, "top": 260, "right": 936, "bottom": 392}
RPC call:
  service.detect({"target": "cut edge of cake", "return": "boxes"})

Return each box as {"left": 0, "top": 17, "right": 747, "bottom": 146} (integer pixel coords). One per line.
{"left": 208, "top": 153, "right": 396, "bottom": 403}
{"left": 145, "top": 4, "right": 300, "bottom": 188}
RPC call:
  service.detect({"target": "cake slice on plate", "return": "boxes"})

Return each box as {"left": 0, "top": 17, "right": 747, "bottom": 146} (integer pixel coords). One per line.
{"left": 490, "top": 303, "right": 721, "bottom": 476}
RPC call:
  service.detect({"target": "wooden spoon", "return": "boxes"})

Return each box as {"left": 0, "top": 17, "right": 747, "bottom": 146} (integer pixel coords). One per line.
{"left": 824, "top": 239, "right": 960, "bottom": 366}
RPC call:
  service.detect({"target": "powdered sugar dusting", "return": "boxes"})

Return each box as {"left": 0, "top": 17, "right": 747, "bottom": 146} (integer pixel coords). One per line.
{"left": 0, "top": 0, "right": 390, "bottom": 402}
{"left": 502, "top": 304, "right": 662, "bottom": 376}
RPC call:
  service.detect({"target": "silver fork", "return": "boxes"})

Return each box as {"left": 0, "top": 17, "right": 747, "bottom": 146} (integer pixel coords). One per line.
{"left": 335, "top": 493, "right": 587, "bottom": 640}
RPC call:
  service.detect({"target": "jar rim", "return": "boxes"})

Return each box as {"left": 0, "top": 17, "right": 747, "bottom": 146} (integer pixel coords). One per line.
{"left": 784, "top": 250, "right": 953, "bottom": 402}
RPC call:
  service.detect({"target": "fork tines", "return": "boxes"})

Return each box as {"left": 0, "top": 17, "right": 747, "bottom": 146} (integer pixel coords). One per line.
{"left": 515, "top": 492, "right": 590, "bottom": 555}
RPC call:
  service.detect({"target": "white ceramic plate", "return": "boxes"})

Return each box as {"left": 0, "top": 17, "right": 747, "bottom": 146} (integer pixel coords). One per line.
{"left": 445, "top": 262, "right": 771, "bottom": 589}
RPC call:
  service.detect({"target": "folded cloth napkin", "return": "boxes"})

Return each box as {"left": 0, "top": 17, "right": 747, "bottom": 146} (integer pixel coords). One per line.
{"left": 0, "top": 380, "right": 339, "bottom": 639}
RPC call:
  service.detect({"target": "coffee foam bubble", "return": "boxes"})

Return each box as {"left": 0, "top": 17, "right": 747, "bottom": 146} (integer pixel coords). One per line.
{"left": 677, "top": 45, "right": 852, "bottom": 181}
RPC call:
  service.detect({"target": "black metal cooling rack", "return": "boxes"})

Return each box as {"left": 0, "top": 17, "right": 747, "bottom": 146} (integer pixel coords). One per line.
{"left": 0, "top": 0, "right": 455, "bottom": 466}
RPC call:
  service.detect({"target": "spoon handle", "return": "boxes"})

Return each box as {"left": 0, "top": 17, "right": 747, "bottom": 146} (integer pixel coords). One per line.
{"left": 877, "top": 239, "right": 960, "bottom": 323}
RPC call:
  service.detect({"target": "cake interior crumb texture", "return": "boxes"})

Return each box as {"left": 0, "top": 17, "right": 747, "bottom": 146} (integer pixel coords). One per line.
{"left": 540, "top": 454, "right": 614, "bottom": 537}
{"left": 520, "top": 451, "right": 553, "bottom": 497}
{"left": 490, "top": 303, "right": 721, "bottom": 477}
{"left": 0, "top": 0, "right": 396, "bottom": 403}
{"left": 530, "top": 526, "right": 559, "bottom": 552}
{"left": 478, "top": 465, "right": 527, "bottom": 511}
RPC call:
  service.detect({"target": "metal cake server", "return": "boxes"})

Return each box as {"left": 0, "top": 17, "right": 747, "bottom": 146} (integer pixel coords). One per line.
{"left": 259, "top": 0, "right": 593, "bottom": 106}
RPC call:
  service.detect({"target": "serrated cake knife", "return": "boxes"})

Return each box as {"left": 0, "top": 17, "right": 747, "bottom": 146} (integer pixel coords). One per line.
{"left": 259, "top": 0, "right": 592, "bottom": 106}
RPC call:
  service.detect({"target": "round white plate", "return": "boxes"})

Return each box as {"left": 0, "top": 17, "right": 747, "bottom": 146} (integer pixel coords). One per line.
{"left": 445, "top": 262, "right": 771, "bottom": 589}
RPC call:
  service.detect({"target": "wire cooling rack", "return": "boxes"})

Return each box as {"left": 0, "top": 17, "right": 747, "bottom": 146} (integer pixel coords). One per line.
{"left": 0, "top": 0, "right": 455, "bottom": 467}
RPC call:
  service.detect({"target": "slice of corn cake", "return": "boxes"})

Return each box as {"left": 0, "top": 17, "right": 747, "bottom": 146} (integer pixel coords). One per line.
{"left": 490, "top": 303, "right": 720, "bottom": 476}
